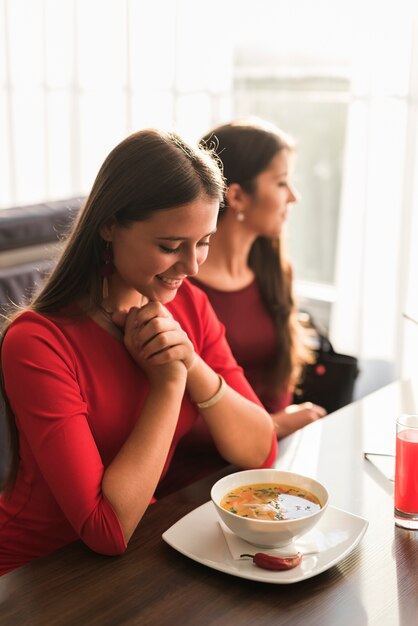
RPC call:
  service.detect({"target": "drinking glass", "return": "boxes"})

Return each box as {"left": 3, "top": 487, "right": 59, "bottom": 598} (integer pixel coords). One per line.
{"left": 394, "top": 414, "right": 418, "bottom": 529}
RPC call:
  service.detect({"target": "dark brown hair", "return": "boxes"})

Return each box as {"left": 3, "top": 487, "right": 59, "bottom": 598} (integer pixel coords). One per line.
{"left": 0, "top": 128, "right": 225, "bottom": 492}
{"left": 200, "top": 118, "right": 307, "bottom": 399}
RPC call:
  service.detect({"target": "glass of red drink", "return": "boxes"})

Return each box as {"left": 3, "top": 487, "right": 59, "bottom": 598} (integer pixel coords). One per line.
{"left": 394, "top": 414, "right": 418, "bottom": 530}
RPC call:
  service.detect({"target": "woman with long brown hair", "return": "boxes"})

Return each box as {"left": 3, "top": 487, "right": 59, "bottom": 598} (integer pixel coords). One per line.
{"left": 0, "top": 128, "right": 276, "bottom": 575}
{"left": 193, "top": 118, "right": 326, "bottom": 434}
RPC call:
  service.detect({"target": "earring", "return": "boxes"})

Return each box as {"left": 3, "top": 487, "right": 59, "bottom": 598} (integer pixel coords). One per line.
{"left": 101, "top": 241, "right": 114, "bottom": 300}
{"left": 236, "top": 211, "right": 245, "bottom": 222}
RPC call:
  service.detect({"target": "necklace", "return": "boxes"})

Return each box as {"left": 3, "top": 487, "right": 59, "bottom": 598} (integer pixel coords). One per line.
{"left": 98, "top": 303, "right": 114, "bottom": 322}
{"left": 97, "top": 295, "right": 148, "bottom": 327}
{"left": 99, "top": 304, "right": 114, "bottom": 323}
{"left": 96, "top": 303, "right": 124, "bottom": 340}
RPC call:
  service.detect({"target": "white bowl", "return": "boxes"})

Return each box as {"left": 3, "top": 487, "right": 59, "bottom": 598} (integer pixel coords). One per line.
{"left": 211, "top": 468, "right": 329, "bottom": 548}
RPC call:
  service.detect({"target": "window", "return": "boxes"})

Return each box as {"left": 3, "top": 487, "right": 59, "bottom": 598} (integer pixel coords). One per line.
{"left": 234, "top": 68, "right": 349, "bottom": 286}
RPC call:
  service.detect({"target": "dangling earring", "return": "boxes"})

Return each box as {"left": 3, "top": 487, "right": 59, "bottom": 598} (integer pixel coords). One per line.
{"left": 101, "top": 241, "right": 114, "bottom": 300}
{"left": 236, "top": 211, "right": 245, "bottom": 222}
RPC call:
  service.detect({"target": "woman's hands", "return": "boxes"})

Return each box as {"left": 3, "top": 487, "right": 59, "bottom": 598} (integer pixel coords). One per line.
{"left": 112, "top": 302, "right": 196, "bottom": 385}
{"left": 272, "top": 402, "right": 327, "bottom": 439}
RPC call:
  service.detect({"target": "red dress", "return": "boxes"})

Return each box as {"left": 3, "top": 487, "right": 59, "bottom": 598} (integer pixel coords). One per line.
{"left": 0, "top": 281, "right": 277, "bottom": 575}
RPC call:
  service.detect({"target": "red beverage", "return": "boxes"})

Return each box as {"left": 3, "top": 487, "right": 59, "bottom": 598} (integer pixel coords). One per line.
{"left": 394, "top": 428, "right": 418, "bottom": 514}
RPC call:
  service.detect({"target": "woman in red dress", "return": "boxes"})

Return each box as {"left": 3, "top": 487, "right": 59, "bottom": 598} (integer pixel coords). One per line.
{"left": 0, "top": 129, "right": 276, "bottom": 575}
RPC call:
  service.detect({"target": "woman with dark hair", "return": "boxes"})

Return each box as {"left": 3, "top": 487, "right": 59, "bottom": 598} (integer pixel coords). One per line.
{"left": 192, "top": 118, "right": 326, "bottom": 435}
{"left": 0, "top": 128, "right": 276, "bottom": 575}
{"left": 156, "top": 119, "right": 326, "bottom": 498}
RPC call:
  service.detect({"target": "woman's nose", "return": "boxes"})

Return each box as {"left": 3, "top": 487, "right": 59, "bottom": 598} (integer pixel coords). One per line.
{"left": 288, "top": 184, "right": 300, "bottom": 204}
{"left": 176, "top": 250, "right": 199, "bottom": 277}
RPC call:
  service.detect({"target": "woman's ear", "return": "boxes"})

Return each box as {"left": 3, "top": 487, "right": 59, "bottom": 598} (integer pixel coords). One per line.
{"left": 99, "top": 222, "right": 115, "bottom": 242}
{"left": 225, "top": 183, "right": 250, "bottom": 222}
{"left": 225, "top": 183, "right": 246, "bottom": 210}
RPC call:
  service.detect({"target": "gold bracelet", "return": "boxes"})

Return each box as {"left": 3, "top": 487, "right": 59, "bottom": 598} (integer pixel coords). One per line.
{"left": 195, "top": 375, "right": 227, "bottom": 410}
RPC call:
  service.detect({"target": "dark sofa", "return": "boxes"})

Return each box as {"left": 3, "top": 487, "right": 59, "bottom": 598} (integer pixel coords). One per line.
{"left": 0, "top": 198, "right": 83, "bottom": 312}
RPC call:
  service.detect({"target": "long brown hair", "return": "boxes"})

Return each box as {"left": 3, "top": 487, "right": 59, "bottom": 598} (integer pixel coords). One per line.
{"left": 200, "top": 119, "right": 307, "bottom": 398}
{"left": 0, "top": 128, "right": 225, "bottom": 492}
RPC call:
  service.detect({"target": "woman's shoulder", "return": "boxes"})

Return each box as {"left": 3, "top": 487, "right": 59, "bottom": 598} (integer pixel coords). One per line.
{"left": 6, "top": 309, "right": 56, "bottom": 332}
{"left": 7, "top": 309, "right": 65, "bottom": 331}
{"left": 2, "top": 310, "right": 76, "bottom": 353}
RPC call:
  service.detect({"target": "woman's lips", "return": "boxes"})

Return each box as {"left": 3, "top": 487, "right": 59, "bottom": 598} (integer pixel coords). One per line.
{"left": 156, "top": 275, "right": 184, "bottom": 290}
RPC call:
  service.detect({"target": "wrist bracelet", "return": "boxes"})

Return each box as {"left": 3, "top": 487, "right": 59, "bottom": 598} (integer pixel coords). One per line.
{"left": 195, "top": 375, "right": 226, "bottom": 410}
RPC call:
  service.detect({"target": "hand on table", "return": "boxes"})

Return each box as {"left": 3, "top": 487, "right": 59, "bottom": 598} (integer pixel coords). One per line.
{"left": 272, "top": 402, "right": 327, "bottom": 439}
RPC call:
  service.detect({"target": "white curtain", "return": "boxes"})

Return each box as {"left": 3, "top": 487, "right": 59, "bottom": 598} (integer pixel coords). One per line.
{"left": 330, "top": 1, "right": 418, "bottom": 394}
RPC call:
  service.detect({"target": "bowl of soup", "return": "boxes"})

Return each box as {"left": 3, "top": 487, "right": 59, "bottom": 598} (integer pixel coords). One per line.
{"left": 211, "top": 469, "right": 329, "bottom": 548}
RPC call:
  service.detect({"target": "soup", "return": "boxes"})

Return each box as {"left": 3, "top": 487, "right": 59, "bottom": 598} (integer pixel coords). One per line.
{"left": 220, "top": 482, "right": 321, "bottom": 521}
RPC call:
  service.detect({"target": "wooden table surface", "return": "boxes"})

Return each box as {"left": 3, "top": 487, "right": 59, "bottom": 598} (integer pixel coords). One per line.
{"left": 1, "top": 380, "right": 418, "bottom": 625}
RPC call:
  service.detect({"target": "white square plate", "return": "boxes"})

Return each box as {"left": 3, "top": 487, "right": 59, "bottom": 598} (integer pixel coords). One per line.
{"left": 162, "top": 501, "right": 368, "bottom": 584}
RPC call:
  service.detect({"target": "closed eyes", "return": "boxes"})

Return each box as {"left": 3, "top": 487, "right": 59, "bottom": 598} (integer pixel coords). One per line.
{"left": 159, "top": 241, "right": 210, "bottom": 254}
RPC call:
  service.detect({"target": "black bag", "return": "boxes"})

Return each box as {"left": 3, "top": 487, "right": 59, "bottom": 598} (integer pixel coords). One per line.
{"left": 293, "top": 314, "right": 360, "bottom": 414}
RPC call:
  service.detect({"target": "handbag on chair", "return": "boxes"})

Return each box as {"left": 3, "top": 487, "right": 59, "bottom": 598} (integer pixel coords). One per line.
{"left": 293, "top": 313, "right": 360, "bottom": 414}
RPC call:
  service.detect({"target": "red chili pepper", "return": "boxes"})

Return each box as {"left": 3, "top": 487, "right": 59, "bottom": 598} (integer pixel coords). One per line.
{"left": 240, "top": 551, "right": 302, "bottom": 571}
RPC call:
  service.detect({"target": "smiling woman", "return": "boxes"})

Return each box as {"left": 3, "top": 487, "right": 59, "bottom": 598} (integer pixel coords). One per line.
{"left": 0, "top": 128, "right": 277, "bottom": 576}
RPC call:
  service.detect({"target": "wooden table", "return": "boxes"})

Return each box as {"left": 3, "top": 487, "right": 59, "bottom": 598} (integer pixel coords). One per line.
{"left": 1, "top": 380, "right": 418, "bottom": 625}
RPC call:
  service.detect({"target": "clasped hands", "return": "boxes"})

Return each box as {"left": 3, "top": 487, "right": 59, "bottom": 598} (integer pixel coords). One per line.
{"left": 111, "top": 302, "right": 196, "bottom": 383}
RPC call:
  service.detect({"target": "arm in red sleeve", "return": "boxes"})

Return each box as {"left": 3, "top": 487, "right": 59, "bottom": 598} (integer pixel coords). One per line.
{"left": 2, "top": 314, "right": 127, "bottom": 556}
{"left": 258, "top": 431, "right": 278, "bottom": 468}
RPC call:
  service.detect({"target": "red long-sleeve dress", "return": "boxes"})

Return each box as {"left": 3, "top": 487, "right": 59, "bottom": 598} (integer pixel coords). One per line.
{"left": 0, "top": 281, "right": 277, "bottom": 575}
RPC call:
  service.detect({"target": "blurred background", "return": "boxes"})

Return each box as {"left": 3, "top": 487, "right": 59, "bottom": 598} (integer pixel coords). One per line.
{"left": 1, "top": 0, "right": 417, "bottom": 400}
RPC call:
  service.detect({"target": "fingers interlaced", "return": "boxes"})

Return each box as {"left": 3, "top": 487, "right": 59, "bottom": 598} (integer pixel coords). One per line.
{"left": 120, "top": 301, "right": 194, "bottom": 367}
